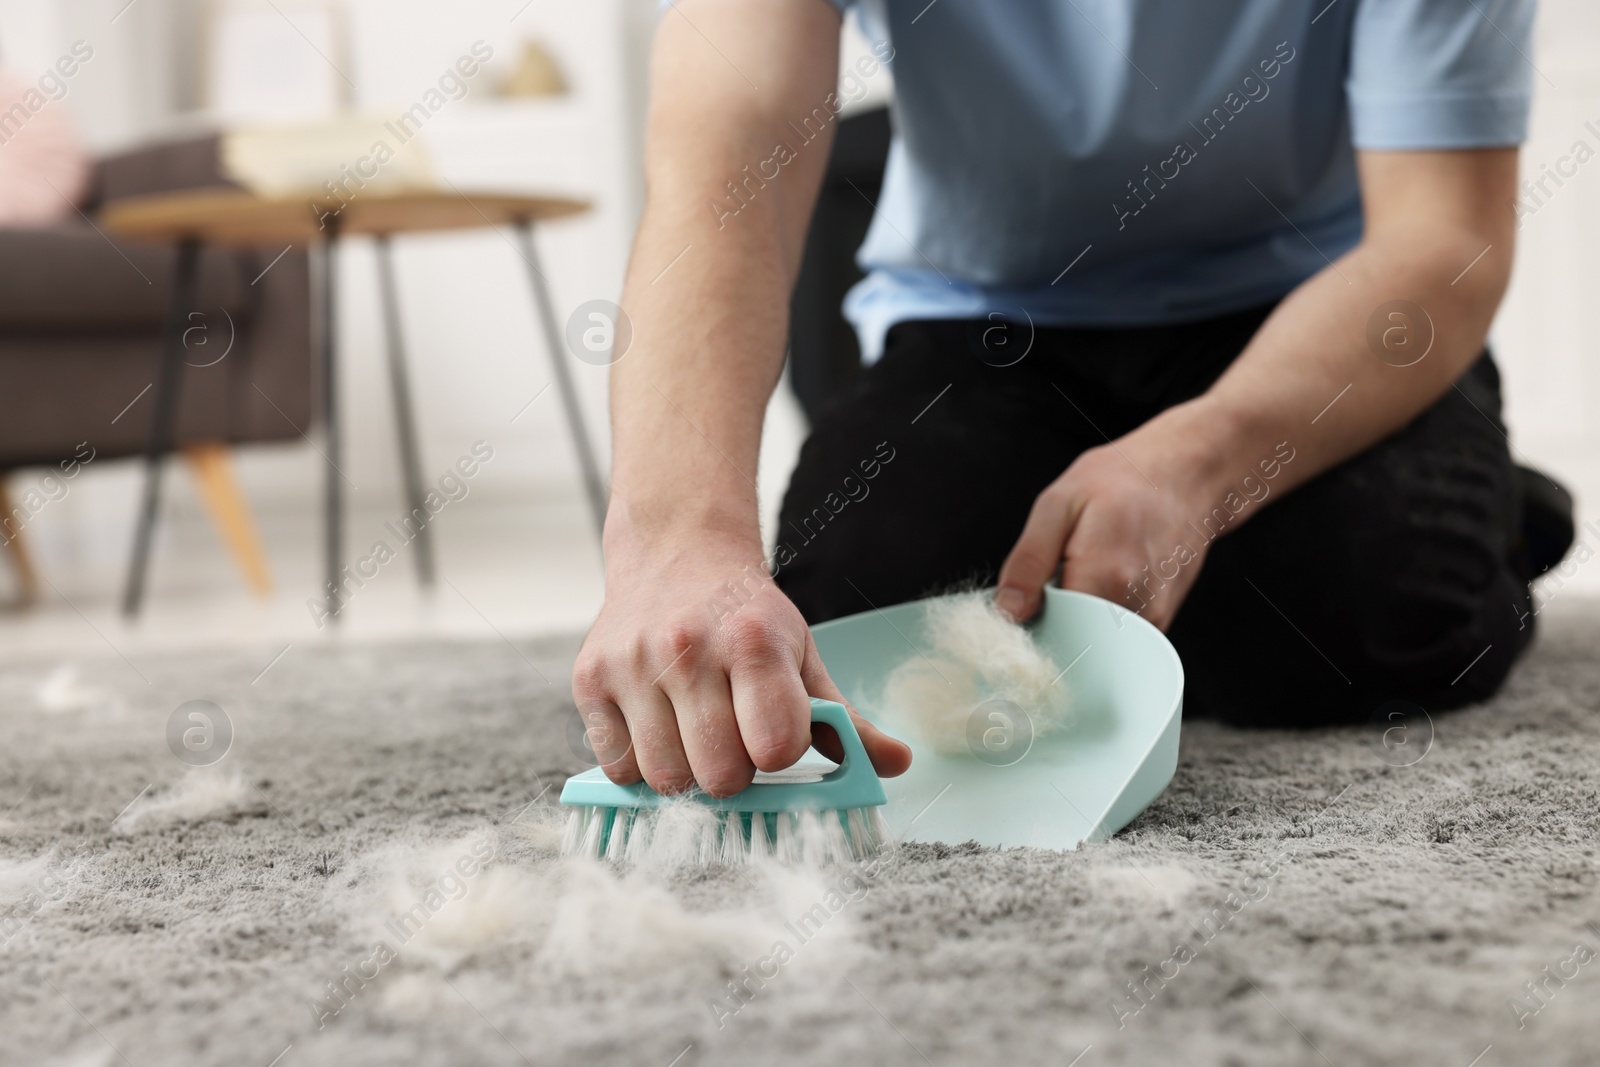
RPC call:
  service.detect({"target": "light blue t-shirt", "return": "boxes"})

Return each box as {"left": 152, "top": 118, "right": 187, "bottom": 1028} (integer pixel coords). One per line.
{"left": 819, "top": 0, "right": 1536, "bottom": 360}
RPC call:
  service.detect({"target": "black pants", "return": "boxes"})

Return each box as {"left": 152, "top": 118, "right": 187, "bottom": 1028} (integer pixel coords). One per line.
{"left": 775, "top": 308, "right": 1536, "bottom": 727}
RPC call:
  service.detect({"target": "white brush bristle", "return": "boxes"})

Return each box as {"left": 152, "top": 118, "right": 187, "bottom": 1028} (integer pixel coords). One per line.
{"left": 604, "top": 809, "right": 630, "bottom": 861}
{"left": 561, "top": 802, "right": 887, "bottom": 867}
{"left": 560, "top": 807, "right": 586, "bottom": 855}
{"left": 749, "top": 810, "right": 771, "bottom": 861}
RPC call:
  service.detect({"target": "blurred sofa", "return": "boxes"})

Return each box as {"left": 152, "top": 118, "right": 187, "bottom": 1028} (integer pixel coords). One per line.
{"left": 0, "top": 134, "right": 313, "bottom": 473}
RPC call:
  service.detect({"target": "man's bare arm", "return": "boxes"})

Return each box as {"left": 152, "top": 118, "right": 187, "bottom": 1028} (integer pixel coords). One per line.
{"left": 574, "top": 0, "right": 911, "bottom": 796}
{"left": 612, "top": 0, "right": 837, "bottom": 543}
{"left": 998, "top": 148, "right": 1519, "bottom": 626}
{"left": 1184, "top": 148, "right": 1517, "bottom": 500}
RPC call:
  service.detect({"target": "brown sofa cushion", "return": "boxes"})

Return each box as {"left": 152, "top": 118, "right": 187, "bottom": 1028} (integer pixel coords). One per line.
{"left": 0, "top": 226, "right": 254, "bottom": 331}
{"left": 0, "top": 132, "right": 311, "bottom": 471}
{"left": 0, "top": 134, "right": 260, "bottom": 331}
{"left": 0, "top": 335, "right": 305, "bottom": 468}
{"left": 0, "top": 246, "right": 311, "bottom": 468}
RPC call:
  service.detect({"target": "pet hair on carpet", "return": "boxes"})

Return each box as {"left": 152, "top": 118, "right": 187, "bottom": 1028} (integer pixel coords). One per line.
{"left": 0, "top": 852, "right": 54, "bottom": 900}
{"left": 112, "top": 771, "right": 254, "bottom": 834}
{"left": 38, "top": 1045, "right": 116, "bottom": 1067}
{"left": 6, "top": 621, "right": 1600, "bottom": 1066}
{"left": 881, "top": 590, "right": 1073, "bottom": 753}
{"left": 35, "top": 664, "right": 116, "bottom": 714}
{"left": 0, "top": 847, "right": 95, "bottom": 956}
{"left": 502, "top": 800, "right": 570, "bottom": 854}
{"left": 336, "top": 822, "right": 865, "bottom": 1029}
{"left": 1086, "top": 862, "right": 1199, "bottom": 912}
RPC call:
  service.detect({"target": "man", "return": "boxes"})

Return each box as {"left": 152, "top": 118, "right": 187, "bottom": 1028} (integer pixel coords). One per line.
{"left": 573, "top": 0, "right": 1560, "bottom": 798}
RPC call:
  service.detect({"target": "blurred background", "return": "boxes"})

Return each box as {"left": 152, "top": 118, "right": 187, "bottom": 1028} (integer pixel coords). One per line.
{"left": 0, "top": 0, "right": 1593, "bottom": 663}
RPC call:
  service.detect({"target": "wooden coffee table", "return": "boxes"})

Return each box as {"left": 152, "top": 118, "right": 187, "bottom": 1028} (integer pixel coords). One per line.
{"left": 101, "top": 187, "right": 604, "bottom": 621}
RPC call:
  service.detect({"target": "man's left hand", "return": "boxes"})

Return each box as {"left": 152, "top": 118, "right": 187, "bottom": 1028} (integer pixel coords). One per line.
{"left": 995, "top": 403, "right": 1229, "bottom": 630}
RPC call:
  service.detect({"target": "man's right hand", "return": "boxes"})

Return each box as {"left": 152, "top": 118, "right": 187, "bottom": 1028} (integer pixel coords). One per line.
{"left": 570, "top": 1, "right": 911, "bottom": 797}
{"left": 571, "top": 531, "right": 911, "bottom": 797}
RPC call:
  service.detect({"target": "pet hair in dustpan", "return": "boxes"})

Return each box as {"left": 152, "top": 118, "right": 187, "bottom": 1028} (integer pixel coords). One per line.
{"left": 882, "top": 590, "right": 1073, "bottom": 754}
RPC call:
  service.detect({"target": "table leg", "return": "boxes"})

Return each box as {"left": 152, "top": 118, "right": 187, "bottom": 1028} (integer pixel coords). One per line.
{"left": 122, "top": 237, "right": 202, "bottom": 618}
{"left": 514, "top": 220, "right": 607, "bottom": 540}
{"left": 373, "top": 235, "right": 436, "bottom": 588}
{"left": 322, "top": 236, "right": 342, "bottom": 624}
{"left": 1, "top": 479, "right": 40, "bottom": 606}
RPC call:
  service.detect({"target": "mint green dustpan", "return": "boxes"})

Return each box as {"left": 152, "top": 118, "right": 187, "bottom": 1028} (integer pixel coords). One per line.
{"left": 812, "top": 587, "right": 1184, "bottom": 850}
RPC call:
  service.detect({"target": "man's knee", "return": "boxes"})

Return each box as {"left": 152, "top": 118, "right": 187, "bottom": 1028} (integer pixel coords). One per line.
{"left": 1173, "top": 462, "right": 1530, "bottom": 726}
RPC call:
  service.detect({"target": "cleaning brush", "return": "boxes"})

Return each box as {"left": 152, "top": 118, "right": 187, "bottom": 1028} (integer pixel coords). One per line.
{"left": 560, "top": 698, "right": 890, "bottom": 865}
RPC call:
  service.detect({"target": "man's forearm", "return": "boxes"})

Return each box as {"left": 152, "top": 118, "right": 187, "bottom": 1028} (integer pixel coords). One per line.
{"left": 570, "top": 3, "right": 912, "bottom": 797}
{"left": 1147, "top": 149, "right": 1517, "bottom": 518}
{"left": 608, "top": 205, "right": 792, "bottom": 553}
{"left": 607, "top": 0, "right": 840, "bottom": 560}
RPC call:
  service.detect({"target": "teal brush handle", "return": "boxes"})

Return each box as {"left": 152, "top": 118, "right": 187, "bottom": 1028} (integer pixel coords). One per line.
{"left": 559, "top": 698, "right": 888, "bottom": 812}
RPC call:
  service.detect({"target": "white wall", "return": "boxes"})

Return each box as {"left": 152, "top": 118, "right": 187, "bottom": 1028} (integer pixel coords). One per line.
{"left": 319, "top": 0, "right": 641, "bottom": 513}
{"left": 0, "top": 0, "right": 184, "bottom": 152}
{"left": 1, "top": 0, "right": 655, "bottom": 553}
{"left": 1494, "top": 0, "right": 1600, "bottom": 594}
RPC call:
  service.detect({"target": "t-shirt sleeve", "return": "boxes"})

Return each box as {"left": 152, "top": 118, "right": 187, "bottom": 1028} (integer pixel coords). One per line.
{"left": 1346, "top": 0, "right": 1536, "bottom": 149}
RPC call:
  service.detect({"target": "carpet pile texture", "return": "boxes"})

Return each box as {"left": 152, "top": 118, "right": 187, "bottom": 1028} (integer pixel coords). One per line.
{"left": 2, "top": 605, "right": 1598, "bottom": 1067}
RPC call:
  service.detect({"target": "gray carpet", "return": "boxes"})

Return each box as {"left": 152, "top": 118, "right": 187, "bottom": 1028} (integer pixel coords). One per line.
{"left": 2, "top": 604, "right": 1599, "bottom": 1067}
